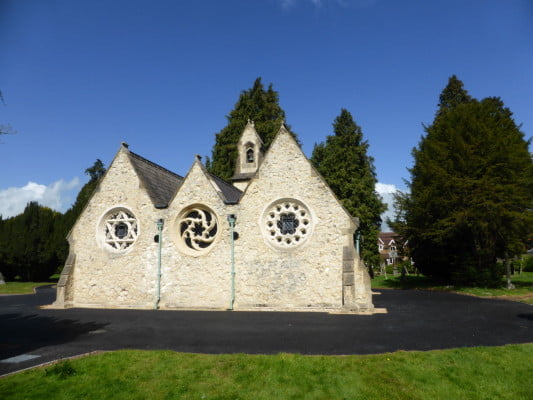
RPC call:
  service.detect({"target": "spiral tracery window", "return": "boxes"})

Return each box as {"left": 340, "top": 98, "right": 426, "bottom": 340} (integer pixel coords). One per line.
{"left": 102, "top": 208, "right": 138, "bottom": 251}
{"left": 264, "top": 200, "right": 312, "bottom": 248}
{"left": 179, "top": 207, "right": 218, "bottom": 251}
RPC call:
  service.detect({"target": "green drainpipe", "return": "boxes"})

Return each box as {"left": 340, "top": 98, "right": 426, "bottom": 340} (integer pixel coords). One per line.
{"left": 227, "top": 214, "right": 236, "bottom": 310}
{"left": 154, "top": 218, "right": 164, "bottom": 310}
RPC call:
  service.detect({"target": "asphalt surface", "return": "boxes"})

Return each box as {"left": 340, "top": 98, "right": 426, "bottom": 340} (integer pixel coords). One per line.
{"left": 1, "top": 285, "right": 532, "bottom": 375}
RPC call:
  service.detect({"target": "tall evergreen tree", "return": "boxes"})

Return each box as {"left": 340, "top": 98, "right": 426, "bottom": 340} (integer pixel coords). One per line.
{"left": 0, "top": 202, "right": 62, "bottom": 281}
{"left": 209, "top": 77, "right": 297, "bottom": 180}
{"left": 311, "top": 109, "right": 386, "bottom": 270}
{"left": 436, "top": 74, "right": 473, "bottom": 117}
{"left": 392, "top": 76, "right": 533, "bottom": 286}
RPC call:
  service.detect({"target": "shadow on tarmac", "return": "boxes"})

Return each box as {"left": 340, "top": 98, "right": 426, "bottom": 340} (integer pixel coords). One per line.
{"left": 0, "top": 313, "right": 108, "bottom": 360}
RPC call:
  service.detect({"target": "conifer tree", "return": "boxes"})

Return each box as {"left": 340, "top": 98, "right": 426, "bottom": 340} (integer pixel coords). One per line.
{"left": 209, "top": 78, "right": 297, "bottom": 180}
{"left": 393, "top": 76, "right": 533, "bottom": 286}
{"left": 311, "top": 109, "right": 386, "bottom": 270}
{"left": 0, "top": 202, "right": 62, "bottom": 281}
{"left": 436, "top": 74, "right": 472, "bottom": 117}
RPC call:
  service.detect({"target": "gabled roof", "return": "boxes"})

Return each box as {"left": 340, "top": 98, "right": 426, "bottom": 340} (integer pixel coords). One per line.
{"left": 128, "top": 150, "right": 184, "bottom": 208}
{"left": 208, "top": 172, "right": 243, "bottom": 204}
{"left": 378, "top": 232, "right": 403, "bottom": 246}
{"left": 231, "top": 120, "right": 265, "bottom": 182}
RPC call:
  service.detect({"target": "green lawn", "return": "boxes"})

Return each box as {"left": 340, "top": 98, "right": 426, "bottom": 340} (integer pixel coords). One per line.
{"left": 372, "top": 272, "right": 533, "bottom": 304}
{"left": 0, "top": 281, "right": 55, "bottom": 295}
{"left": 1, "top": 345, "right": 532, "bottom": 399}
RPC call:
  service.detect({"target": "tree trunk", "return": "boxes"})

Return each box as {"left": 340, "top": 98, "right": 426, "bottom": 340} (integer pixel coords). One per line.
{"left": 505, "top": 257, "right": 515, "bottom": 290}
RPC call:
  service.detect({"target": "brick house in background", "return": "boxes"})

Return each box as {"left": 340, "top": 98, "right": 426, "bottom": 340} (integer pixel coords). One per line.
{"left": 378, "top": 232, "right": 407, "bottom": 270}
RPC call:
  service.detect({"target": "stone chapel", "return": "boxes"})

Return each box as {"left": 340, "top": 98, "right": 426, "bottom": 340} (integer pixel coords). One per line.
{"left": 53, "top": 122, "right": 373, "bottom": 312}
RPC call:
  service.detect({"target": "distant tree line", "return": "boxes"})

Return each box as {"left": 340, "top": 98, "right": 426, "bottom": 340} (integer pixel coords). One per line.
{"left": 0, "top": 160, "right": 105, "bottom": 281}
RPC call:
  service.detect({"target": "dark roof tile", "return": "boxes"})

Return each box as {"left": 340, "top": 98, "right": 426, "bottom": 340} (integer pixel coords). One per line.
{"left": 128, "top": 151, "right": 183, "bottom": 208}
{"left": 208, "top": 173, "right": 242, "bottom": 204}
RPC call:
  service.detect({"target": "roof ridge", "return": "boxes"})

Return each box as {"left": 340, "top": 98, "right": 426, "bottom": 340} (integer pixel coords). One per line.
{"left": 128, "top": 150, "right": 183, "bottom": 179}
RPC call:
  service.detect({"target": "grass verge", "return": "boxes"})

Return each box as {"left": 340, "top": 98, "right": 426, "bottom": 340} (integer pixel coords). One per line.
{"left": 0, "top": 282, "right": 55, "bottom": 295}
{"left": 372, "top": 272, "right": 533, "bottom": 304}
{"left": 1, "top": 345, "right": 532, "bottom": 399}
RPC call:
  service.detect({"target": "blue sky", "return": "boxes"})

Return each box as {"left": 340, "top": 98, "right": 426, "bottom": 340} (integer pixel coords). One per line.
{"left": 1, "top": 0, "right": 532, "bottom": 224}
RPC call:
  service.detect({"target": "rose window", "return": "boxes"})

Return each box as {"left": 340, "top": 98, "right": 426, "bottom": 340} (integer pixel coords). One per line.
{"left": 103, "top": 209, "right": 138, "bottom": 251}
{"left": 179, "top": 207, "right": 218, "bottom": 251}
{"left": 264, "top": 200, "right": 311, "bottom": 248}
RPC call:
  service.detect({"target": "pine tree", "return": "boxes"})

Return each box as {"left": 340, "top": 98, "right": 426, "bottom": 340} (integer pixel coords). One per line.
{"left": 209, "top": 77, "right": 297, "bottom": 180}
{"left": 395, "top": 76, "right": 533, "bottom": 286}
{"left": 311, "top": 109, "right": 386, "bottom": 271}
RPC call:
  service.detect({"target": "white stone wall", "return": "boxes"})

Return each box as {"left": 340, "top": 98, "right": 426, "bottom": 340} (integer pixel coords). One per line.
{"left": 234, "top": 128, "right": 361, "bottom": 309}
{"left": 61, "top": 130, "right": 373, "bottom": 312}
{"left": 160, "top": 160, "right": 235, "bottom": 309}
{"left": 67, "top": 148, "right": 162, "bottom": 309}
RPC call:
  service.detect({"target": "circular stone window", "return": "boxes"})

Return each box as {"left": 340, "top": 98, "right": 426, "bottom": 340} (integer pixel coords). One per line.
{"left": 263, "top": 199, "right": 312, "bottom": 248}
{"left": 178, "top": 206, "right": 218, "bottom": 253}
{"left": 100, "top": 208, "right": 139, "bottom": 252}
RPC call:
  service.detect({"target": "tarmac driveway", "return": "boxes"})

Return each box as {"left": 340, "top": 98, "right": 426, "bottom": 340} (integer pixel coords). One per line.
{"left": 1, "top": 285, "right": 532, "bottom": 375}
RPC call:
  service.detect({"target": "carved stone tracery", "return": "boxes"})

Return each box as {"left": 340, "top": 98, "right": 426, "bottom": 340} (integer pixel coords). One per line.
{"left": 179, "top": 207, "right": 218, "bottom": 251}
{"left": 103, "top": 209, "right": 138, "bottom": 251}
{"left": 264, "top": 200, "right": 311, "bottom": 248}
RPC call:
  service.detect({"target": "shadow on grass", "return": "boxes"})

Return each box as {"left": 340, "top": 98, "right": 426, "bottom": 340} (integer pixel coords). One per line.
{"left": 511, "top": 279, "right": 533, "bottom": 289}
{"left": 372, "top": 275, "right": 443, "bottom": 290}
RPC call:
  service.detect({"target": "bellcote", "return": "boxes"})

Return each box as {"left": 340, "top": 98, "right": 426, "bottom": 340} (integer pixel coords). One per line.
{"left": 232, "top": 120, "right": 264, "bottom": 187}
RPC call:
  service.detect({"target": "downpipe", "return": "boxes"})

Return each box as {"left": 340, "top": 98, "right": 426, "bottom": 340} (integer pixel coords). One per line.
{"left": 154, "top": 218, "right": 164, "bottom": 310}
{"left": 227, "top": 214, "right": 236, "bottom": 310}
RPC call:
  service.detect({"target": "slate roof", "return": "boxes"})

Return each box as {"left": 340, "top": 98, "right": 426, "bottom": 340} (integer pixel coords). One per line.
{"left": 208, "top": 172, "right": 243, "bottom": 204}
{"left": 128, "top": 150, "right": 184, "bottom": 208}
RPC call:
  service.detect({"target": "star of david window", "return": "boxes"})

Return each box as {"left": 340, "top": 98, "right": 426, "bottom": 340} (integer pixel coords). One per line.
{"left": 263, "top": 200, "right": 312, "bottom": 248}
{"left": 179, "top": 207, "right": 218, "bottom": 252}
{"left": 101, "top": 208, "right": 139, "bottom": 251}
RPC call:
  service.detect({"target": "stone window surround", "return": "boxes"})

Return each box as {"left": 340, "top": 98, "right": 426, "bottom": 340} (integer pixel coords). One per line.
{"left": 260, "top": 198, "right": 314, "bottom": 251}
{"left": 244, "top": 142, "right": 256, "bottom": 165}
{"left": 96, "top": 205, "right": 140, "bottom": 255}
{"left": 174, "top": 204, "right": 220, "bottom": 257}
{"left": 246, "top": 147, "right": 254, "bottom": 163}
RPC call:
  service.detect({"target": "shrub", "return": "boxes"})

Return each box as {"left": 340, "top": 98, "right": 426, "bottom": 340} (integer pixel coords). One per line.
{"left": 523, "top": 255, "right": 533, "bottom": 272}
